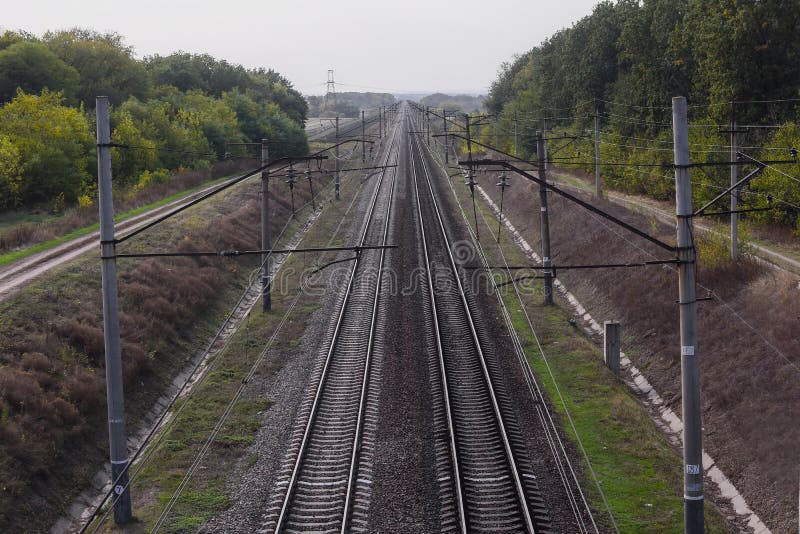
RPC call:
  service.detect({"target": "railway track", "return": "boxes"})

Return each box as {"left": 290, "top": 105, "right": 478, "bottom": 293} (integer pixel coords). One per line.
{"left": 264, "top": 109, "right": 401, "bottom": 533}
{"left": 263, "top": 105, "right": 554, "bottom": 532}
{"left": 407, "top": 114, "right": 552, "bottom": 533}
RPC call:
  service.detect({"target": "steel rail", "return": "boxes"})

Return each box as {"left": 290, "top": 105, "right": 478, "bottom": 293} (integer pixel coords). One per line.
{"left": 340, "top": 130, "right": 397, "bottom": 534}
{"left": 408, "top": 116, "right": 468, "bottom": 534}
{"left": 408, "top": 118, "right": 536, "bottom": 533}
{"left": 273, "top": 112, "right": 401, "bottom": 533}
{"left": 442, "top": 151, "right": 597, "bottom": 532}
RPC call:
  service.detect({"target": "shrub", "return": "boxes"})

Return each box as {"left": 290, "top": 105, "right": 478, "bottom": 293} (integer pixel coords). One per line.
{"left": 56, "top": 318, "right": 105, "bottom": 366}
{"left": 76, "top": 194, "right": 93, "bottom": 209}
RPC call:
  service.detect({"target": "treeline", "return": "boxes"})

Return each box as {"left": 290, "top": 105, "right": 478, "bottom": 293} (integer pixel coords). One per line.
{"left": 306, "top": 92, "right": 395, "bottom": 118}
{"left": 0, "top": 29, "right": 308, "bottom": 210}
{"left": 485, "top": 0, "right": 800, "bottom": 229}
{"left": 419, "top": 93, "right": 484, "bottom": 113}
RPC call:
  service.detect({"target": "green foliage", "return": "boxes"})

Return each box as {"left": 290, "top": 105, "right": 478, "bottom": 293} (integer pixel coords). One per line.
{"left": 419, "top": 93, "right": 484, "bottom": 113}
{"left": 0, "top": 30, "right": 37, "bottom": 52}
{"left": 750, "top": 122, "right": 800, "bottom": 228}
{"left": 0, "top": 134, "right": 23, "bottom": 207}
{"left": 144, "top": 54, "right": 307, "bottom": 124}
{"left": 487, "top": 0, "right": 800, "bottom": 228}
{"left": 0, "top": 29, "right": 309, "bottom": 213}
{"left": 111, "top": 109, "right": 158, "bottom": 185}
{"left": 306, "top": 92, "right": 395, "bottom": 118}
{"left": 0, "top": 90, "right": 93, "bottom": 207}
{"left": 43, "top": 29, "right": 150, "bottom": 106}
{"left": 0, "top": 42, "right": 80, "bottom": 104}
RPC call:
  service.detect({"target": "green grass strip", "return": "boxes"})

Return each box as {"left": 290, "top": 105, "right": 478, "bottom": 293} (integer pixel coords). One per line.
{"left": 0, "top": 175, "right": 232, "bottom": 268}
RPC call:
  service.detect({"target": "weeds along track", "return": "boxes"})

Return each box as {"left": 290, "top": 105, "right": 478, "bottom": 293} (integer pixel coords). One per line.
{"left": 407, "top": 115, "right": 552, "bottom": 533}
{"left": 263, "top": 112, "right": 401, "bottom": 533}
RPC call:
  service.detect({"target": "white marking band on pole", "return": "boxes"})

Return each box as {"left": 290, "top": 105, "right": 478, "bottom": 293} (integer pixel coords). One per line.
{"left": 540, "top": 207, "right": 547, "bottom": 212}
{"left": 684, "top": 495, "right": 704, "bottom": 501}
{"left": 681, "top": 345, "right": 695, "bottom": 356}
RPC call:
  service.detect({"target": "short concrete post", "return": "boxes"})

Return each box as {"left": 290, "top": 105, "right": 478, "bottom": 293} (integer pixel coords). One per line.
{"left": 604, "top": 321, "right": 621, "bottom": 375}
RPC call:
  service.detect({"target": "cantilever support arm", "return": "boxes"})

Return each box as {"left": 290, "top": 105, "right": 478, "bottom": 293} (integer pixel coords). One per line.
{"left": 461, "top": 158, "right": 677, "bottom": 253}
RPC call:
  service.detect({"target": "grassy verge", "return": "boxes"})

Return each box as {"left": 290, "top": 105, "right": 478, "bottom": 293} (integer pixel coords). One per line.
{"left": 0, "top": 174, "right": 233, "bottom": 269}
{"left": 445, "top": 166, "right": 729, "bottom": 531}
{"left": 91, "top": 164, "right": 368, "bottom": 532}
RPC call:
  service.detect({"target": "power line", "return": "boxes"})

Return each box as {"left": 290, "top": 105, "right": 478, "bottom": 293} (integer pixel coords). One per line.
{"left": 85, "top": 149, "right": 372, "bottom": 532}
{"left": 430, "top": 144, "right": 606, "bottom": 532}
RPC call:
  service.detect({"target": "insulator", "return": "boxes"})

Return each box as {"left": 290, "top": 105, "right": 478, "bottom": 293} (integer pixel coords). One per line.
{"left": 496, "top": 172, "right": 510, "bottom": 189}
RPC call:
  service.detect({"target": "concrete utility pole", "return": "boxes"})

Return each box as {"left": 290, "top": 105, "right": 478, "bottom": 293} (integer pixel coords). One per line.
{"left": 494, "top": 114, "right": 499, "bottom": 154}
{"left": 96, "top": 96, "right": 132, "bottom": 525}
{"left": 443, "top": 111, "right": 449, "bottom": 164}
{"left": 730, "top": 101, "right": 738, "bottom": 259}
{"left": 513, "top": 111, "right": 518, "bottom": 157}
{"left": 361, "top": 110, "right": 366, "bottom": 163}
{"left": 595, "top": 99, "right": 602, "bottom": 198}
{"left": 378, "top": 106, "right": 382, "bottom": 139}
{"left": 426, "top": 106, "right": 431, "bottom": 146}
{"left": 536, "top": 130, "right": 553, "bottom": 305}
{"left": 604, "top": 321, "right": 621, "bottom": 375}
{"left": 335, "top": 116, "right": 340, "bottom": 200}
{"left": 465, "top": 113, "right": 480, "bottom": 241}
{"left": 542, "top": 118, "right": 549, "bottom": 171}
{"left": 261, "top": 139, "right": 271, "bottom": 312}
{"left": 466, "top": 114, "right": 472, "bottom": 164}
{"left": 672, "top": 96, "right": 703, "bottom": 533}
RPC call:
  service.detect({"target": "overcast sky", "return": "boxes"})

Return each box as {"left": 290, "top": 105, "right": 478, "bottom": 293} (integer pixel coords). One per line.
{"left": 2, "top": 0, "right": 600, "bottom": 96}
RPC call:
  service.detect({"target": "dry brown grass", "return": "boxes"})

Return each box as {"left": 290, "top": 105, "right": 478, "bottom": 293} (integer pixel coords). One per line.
{"left": 0, "top": 163, "right": 321, "bottom": 531}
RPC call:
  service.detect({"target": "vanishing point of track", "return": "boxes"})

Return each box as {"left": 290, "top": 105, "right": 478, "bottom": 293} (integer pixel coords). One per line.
{"left": 266, "top": 105, "right": 552, "bottom": 533}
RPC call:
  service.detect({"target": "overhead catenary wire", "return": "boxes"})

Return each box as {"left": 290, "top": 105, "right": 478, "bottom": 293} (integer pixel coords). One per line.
{"left": 84, "top": 128, "right": 375, "bottom": 533}
{"left": 151, "top": 287, "right": 303, "bottom": 532}
{"left": 87, "top": 127, "right": 383, "bottom": 531}
{"left": 83, "top": 209, "right": 301, "bottom": 534}
{"left": 113, "top": 141, "right": 364, "bottom": 245}
{"left": 559, "top": 181, "right": 800, "bottom": 378}
{"left": 434, "top": 139, "right": 607, "bottom": 533}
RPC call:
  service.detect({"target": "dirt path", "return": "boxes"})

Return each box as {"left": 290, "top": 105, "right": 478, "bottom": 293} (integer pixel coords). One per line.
{"left": 0, "top": 175, "right": 248, "bottom": 301}
{"left": 551, "top": 170, "right": 800, "bottom": 274}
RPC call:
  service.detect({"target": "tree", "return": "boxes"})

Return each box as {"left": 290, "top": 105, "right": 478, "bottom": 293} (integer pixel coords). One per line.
{"left": 118, "top": 96, "right": 214, "bottom": 171}
{"left": 164, "top": 90, "right": 244, "bottom": 157}
{"left": 44, "top": 29, "right": 150, "bottom": 106}
{"left": 247, "top": 68, "right": 308, "bottom": 124}
{"left": 145, "top": 52, "right": 213, "bottom": 94}
{"left": 110, "top": 110, "right": 158, "bottom": 185}
{"left": 486, "top": 53, "right": 531, "bottom": 114}
{"left": 0, "top": 42, "right": 79, "bottom": 103}
{"left": 683, "top": 0, "right": 800, "bottom": 122}
{"left": 0, "top": 90, "right": 93, "bottom": 205}
{"left": 0, "top": 30, "right": 36, "bottom": 52}
{"left": 0, "top": 134, "right": 23, "bottom": 208}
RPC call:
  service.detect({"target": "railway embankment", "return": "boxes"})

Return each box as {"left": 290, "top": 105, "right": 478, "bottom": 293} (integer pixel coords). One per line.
{"left": 471, "top": 160, "right": 796, "bottom": 531}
